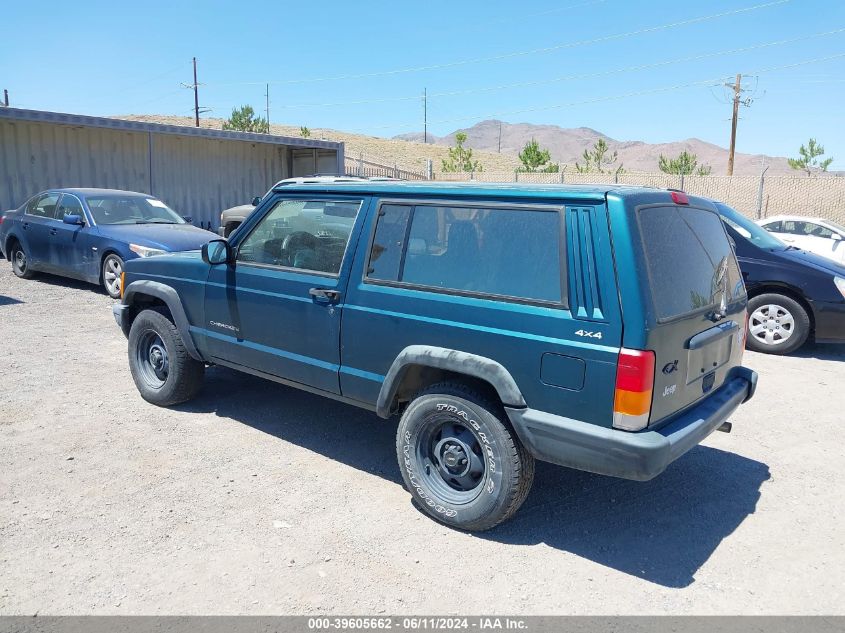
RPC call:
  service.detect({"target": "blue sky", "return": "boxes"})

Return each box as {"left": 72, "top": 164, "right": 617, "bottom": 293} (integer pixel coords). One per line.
{"left": 3, "top": 0, "right": 844, "bottom": 167}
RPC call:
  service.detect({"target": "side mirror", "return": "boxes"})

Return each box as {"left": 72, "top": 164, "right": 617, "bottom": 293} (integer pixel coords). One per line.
{"left": 182, "top": 215, "right": 193, "bottom": 224}
{"left": 832, "top": 233, "right": 842, "bottom": 241}
{"left": 202, "top": 239, "right": 232, "bottom": 265}
{"left": 62, "top": 214, "right": 84, "bottom": 225}
{"left": 251, "top": 196, "right": 261, "bottom": 207}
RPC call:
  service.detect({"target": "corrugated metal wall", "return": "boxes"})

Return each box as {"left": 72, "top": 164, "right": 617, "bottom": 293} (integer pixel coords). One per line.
{"left": 0, "top": 117, "right": 340, "bottom": 228}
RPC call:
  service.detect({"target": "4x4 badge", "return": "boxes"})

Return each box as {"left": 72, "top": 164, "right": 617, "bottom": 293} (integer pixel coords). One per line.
{"left": 662, "top": 360, "right": 679, "bottom": 375}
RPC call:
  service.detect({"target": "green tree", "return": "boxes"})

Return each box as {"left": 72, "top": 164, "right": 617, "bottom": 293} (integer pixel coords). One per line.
{"left": 658, "top": 150, "right": 712, "bottom": 176}
{"left": 222, "top": 105, "right": 269, "bottom": 133}
{"left": 300, "top": 126, "right": 311, "bottom": 138}
{"left": 788, "top": 138, "right": 833, "bottom": 176}
{"left": 575, "top": 138, "right": 621, "bottom": 174}
{"left": 517, "top": 138, "right": 559, "bottom": 173}
{"left": 441, "top": 132, "right": 482, "bottom": 173}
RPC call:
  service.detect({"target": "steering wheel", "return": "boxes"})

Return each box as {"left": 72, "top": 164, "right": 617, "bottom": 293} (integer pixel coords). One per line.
{"left": 282, "top": 231, "right": 319, "bottom": 254}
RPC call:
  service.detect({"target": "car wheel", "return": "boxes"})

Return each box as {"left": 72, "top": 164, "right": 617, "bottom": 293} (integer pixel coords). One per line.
{"left": 396, "top": 382, "right": 534, "bottom": 531}
{"left": 128, "top": 308, "right": 205, "bottom": 406}
{"left": 10, "top": 241, "right": 36, "bottom": 279}
{"left": 746, "top": 293, "right": 810, "bottom": 355}
{"left": 102, "top": 254, "right": 124, "bottom": 299}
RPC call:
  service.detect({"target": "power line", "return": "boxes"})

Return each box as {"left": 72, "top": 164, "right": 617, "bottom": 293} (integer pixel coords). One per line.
{"left": 266, "top": 27, "right": 845, "bottom": 110}
{"left": 350, "top": 52, "right": 845, "bottom": 133}
{"left": 206, "top": 0, "right": 790, "bottom": 87}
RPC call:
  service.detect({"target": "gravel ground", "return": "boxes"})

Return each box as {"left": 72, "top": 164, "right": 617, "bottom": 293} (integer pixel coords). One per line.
{"left": 1, "top": 265, "right": 844, "bottom": 615}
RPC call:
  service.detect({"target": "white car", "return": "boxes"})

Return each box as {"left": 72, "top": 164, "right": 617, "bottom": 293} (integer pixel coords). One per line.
{"left": 758, "top": 216, "right": 845, "bottom": 265}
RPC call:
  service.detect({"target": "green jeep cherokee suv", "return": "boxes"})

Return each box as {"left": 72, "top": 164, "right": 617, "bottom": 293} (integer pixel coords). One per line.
{"left": 113, "top": 182, "right": 757, "bottom": 530}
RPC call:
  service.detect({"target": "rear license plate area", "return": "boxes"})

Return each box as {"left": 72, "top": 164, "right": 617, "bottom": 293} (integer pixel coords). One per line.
{"left": 686, "top": 334, "right": 733, "bottom": 385}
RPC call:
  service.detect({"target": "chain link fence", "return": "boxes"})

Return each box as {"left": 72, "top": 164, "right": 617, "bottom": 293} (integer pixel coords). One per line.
{"left": 344, "top": 154, "right": 845, "bottom": 223}
{"left": 431, "top": 169, "right": 845, "bottom": 223}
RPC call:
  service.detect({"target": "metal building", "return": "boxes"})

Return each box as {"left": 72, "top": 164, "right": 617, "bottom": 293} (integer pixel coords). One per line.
{"left": 0, "top": 108, "right": 344, "bottom": 229}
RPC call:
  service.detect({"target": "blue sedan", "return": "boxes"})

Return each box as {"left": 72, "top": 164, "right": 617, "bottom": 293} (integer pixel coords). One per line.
{"left": 0, "top": 188, "right": 217, "bottom": 298}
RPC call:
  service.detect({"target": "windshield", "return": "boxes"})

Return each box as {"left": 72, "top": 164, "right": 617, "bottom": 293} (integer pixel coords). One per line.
{"left": 715, "top": 203, "right": 786, "bottom": 250}
{"left": 86, "top": 196, "right": 185, "bottom": 225}
{"left": 825, "top": 219, "right": 845, "bottom": 235}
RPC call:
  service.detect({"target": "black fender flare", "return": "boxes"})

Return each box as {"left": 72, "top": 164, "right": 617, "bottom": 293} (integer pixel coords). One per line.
{"left": 376, "top": 345, "right": 526, "bottom": 418}
{"left": 122, "top": 280, "right": 203, "bottom": 362}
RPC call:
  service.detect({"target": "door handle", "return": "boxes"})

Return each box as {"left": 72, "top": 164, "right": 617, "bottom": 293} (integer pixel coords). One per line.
{"left": 309, "top": 287, "right": 340, "bottom": 303}
{"left": 50, "top": 228, "right": 58, "bottom": 236}
{"left": 23, "top": 222, "right": 29, "bottom": 230}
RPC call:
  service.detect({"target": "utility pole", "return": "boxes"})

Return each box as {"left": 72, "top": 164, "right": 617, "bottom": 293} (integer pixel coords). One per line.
{"left": 182, "top": 57, "right": 208, "bottom": 127}
{"left": 265, "top": 83, "right": 270, "bottom": 130}
{"left": 727, "top": 73, "right": 741, "bottom": 176}
{"left": 497, "top": 121, "right": 502, "bottom": 153}
{"left": 423, "top": 88, "right": 427, "bottom": 144}
{"left": 192, "top": 57, "right": 200, "bottom": 127}
{"left": 2, "top": 89, "right": 8, "bottom": 107}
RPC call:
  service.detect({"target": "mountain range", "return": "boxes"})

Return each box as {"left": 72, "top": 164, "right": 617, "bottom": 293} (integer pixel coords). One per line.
{"left": 395, "top": 120, "right": 796, "bottom": 176}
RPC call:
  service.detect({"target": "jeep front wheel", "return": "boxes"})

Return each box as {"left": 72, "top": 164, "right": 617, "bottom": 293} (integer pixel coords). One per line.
{"left": 396, "top": 382, "right": 534, "bottom": 531}
{"left": 128, "top": 308, "right": 205, "bottom": 406}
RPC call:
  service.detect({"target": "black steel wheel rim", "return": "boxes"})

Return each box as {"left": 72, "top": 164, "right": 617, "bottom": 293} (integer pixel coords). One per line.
{"left": 135, "top": 330, "right": 169, "bottom": 389}
{"left": 415, "top": 415, "right": 487, "bottom": 505}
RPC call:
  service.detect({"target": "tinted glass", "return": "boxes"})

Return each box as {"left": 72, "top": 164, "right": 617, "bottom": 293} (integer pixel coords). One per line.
{"left": 56, "top": 194, "right": 85, "bottom": 222}
{"left": 29, "top": 193, "right": 60, "bottom": 219}
{"left": 86, "top": 196, "right": 184, "bottom": 225}
{"left": 368, "top": 204, "right": 411, "bottom": 281}
{"left": 640, "top": 206, "right": 745, "bottom": 321}
{"left": 237, "top": 198, "right": 362, "bottom": 274}
{"left": 387, "top": 204, "right": 562, "bottom": 303}
{"left": 762, "top": 220, "right": 782, "bottom": 232}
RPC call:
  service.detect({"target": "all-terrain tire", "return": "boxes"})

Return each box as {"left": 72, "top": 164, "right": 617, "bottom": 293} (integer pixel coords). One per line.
{"left": 396, "top": 382, "right": 534, "bottom": 531}
{"left": 128, "top": 307, "right": 205, "bottom": 406}
{"left": 746, "top": 293, "right": 810, "bottom": 355}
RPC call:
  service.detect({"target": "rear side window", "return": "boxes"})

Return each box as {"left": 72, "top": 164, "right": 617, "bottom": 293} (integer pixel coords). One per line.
{"left": 367, "top": 202, "right": 563, "bottom": 304}
{"left": 639, "top": 206, "right": 744, "bottom": 321}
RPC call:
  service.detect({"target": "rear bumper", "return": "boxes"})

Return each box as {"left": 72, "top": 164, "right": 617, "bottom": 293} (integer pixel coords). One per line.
{"left": 505, "top": 367, "right": 757, "bottom": 481}
{"left": 811, "top": 300, "right": 845, "bottom": 344}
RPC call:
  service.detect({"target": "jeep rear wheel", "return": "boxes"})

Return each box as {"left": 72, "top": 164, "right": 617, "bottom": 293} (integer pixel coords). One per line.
{"left": 396, "top": 382, "right": 534, "bottom": 531}
{"left": 128, "top": 308, "right": 205, "bottom": 406}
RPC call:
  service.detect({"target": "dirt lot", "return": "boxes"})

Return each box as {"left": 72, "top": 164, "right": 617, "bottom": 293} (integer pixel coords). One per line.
{"left": 1, "top": 265, "right": 843, "bottom": 615}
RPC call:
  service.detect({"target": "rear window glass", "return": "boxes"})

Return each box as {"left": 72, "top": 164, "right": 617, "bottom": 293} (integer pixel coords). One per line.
{"left": 639, "top": 206, "right": 744, "bottom": 321}
{"left": 367, "top": 203, "right": 563, "bottom": 304}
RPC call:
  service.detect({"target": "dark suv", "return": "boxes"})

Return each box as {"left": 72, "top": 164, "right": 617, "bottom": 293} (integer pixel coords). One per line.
{"left": 113, "top": 183, "right": 757, "bottom": 530}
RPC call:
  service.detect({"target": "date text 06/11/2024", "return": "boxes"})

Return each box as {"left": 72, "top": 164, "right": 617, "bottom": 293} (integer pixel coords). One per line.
{"left": 307, "top": 617, "right": 528, "bottom": 630}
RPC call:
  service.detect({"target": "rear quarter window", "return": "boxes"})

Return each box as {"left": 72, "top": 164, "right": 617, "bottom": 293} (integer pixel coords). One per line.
{"left": 638, "top": 205, "right": 744, "bottom": 322}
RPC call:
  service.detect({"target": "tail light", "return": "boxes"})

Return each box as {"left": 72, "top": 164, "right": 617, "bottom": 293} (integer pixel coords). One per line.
{"left": 613, "top": 348, "right": 655, "bottom": 431}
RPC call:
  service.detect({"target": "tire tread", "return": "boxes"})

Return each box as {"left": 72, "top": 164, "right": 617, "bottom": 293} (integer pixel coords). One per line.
{"left": 404, "top": 381, "right": 535, "bottom": 531}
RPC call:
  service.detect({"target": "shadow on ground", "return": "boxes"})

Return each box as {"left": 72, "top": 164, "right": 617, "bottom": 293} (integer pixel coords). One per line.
{"left": 11, "top": 271, "right": 106, "bottom": 295}
{"left": 791, "top": 341, "right": 845, "bottom": 361}
{"left": 0, "top": 295, "right": 24, "bottom": 306}
{"left": 180, "top": 366, "right": 770, "bottom": 589}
